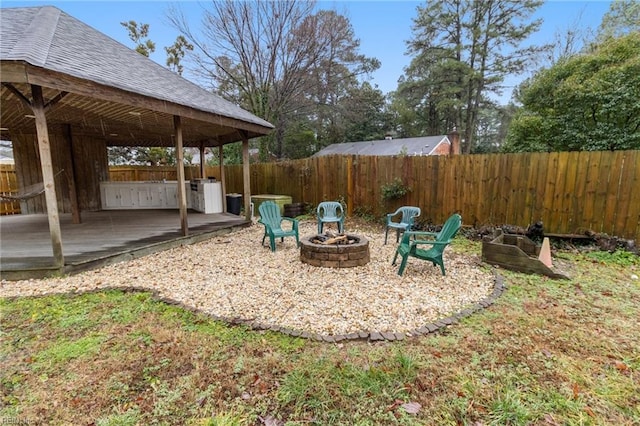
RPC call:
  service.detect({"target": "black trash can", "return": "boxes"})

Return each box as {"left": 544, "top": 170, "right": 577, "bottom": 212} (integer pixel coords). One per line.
{"left": 284, "top": 202, "right": 305, "bottom": 217}
{"left": 226, "top": 193, "right": 242, "bottom": 215}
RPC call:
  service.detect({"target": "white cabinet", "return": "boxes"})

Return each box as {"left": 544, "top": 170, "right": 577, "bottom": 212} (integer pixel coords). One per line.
{"left": 101, "top": 184, "right": 123, "bottom": 209}
{"left": 102, "top": 184, "right": 135, "bottom": 209}
{"left": 165, "top": 185, "right": 178, "bottom": 207}
{"left": 100, "top": 182, "right": 192, "bottom": 210}
{"left": 190, "top": 181, "right": 223, "bottom": 213}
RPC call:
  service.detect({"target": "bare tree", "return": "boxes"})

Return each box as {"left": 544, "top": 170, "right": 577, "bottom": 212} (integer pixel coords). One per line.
{"left": 167, "top": 0, "right": 378, "bottom": 158}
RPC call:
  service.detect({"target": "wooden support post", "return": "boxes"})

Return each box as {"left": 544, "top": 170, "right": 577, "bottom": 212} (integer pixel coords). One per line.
{"left": 173, "top": 115, "right": 188, "bottom": 236}
{"left": 218, "top": 144, "right": 227, "bottom": 212}
{"left": 62, "top": 124, "right": 81, "bottom": 224}
{"left": 241, "top": 133, "right": 251, "bottom": 221}
{"left": 31, "top": 84, "right": 64, "bottom": 267}
{"left": 199, "top": 142, "right": 206, "bottom": 179}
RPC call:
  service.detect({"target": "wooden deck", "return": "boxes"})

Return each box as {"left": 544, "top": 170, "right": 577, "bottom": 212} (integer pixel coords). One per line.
{"left": 0, "top": 210, "right": 250, "bottom": 280}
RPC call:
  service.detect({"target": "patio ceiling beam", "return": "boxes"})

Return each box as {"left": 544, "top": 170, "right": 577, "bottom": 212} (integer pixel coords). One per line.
{"left": 2, "top": 82, "right": 32, "bottom": 109}
{"left": 43, "top": 90, "right": 69, "bottom": 112}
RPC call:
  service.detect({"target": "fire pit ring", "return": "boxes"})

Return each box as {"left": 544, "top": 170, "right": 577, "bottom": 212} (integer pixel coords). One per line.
{"left": 300, "top": 234, "right": 370, "bottom": 268}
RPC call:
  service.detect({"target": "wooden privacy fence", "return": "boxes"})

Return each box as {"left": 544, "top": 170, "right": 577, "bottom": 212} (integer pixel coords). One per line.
{"left": 108, "top": 165, "right": 201, "bottom": 182}
{"left": 0, "top": 164, "right": 20, "bottom": 215}
{"left": 2, "top": 151, "right": 639, "bottom": 242}
{"left": 224, "top": 151, "right": 640, "bottom": 243}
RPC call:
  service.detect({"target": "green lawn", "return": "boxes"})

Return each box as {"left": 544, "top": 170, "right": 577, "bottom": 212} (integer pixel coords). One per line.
{"left": 1, "top": 242, "right": 638, "bottom": 425}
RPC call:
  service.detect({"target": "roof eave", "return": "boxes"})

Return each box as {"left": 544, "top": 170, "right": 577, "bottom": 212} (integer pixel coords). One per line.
{"left": 1, "top": 61, "right": 274, "bottom": 139}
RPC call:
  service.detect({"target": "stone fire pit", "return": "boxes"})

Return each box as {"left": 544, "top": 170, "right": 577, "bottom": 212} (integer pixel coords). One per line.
{"left": 300, "top": 233, "right": 370, "bottom": 268}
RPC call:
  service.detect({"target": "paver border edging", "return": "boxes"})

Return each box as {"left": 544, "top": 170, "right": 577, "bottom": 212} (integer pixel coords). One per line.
{"left": 200, "top": 272, "right": 506, "bottom": 342}
{"left": 5, "top": 273, "right": 505, "bottom": 343}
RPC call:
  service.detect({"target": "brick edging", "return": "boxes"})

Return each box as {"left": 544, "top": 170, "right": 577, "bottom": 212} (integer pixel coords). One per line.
{"left": 31, "top": 273, "right": 506, "bottom": 343}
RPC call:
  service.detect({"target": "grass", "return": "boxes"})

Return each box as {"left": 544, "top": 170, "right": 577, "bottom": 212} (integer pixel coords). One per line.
{"left": 1, "top": 241, "right": 639, "bottom": 425}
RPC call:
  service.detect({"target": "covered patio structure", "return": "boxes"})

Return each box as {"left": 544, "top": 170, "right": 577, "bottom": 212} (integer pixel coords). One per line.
{"left": 0, "top": 6, "right": 273, "bottom": 278}
{"left": 1, "top": 210, "right": 250, "bottom": 280}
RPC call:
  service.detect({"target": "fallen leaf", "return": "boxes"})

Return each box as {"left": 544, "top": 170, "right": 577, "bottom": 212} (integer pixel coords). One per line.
{"left": 260, "top": 415, "right": 283, "bottom": 426}
{"left": 584, "top": 406, "right": 595, "bottom": 417}
{"left": 401, "top": 401, "right": 421, "bottom": 414}
{"left": 614, "top": 361, "right": 629, "bottom": 371}
{"left": 386, "top": 399, "right": 403, "bottom": 411}
{"left": 572, "top": 383, "right": 580, "bottom": 399}
{"left": 543, "top": 413, "right": 559, "bottom": 425}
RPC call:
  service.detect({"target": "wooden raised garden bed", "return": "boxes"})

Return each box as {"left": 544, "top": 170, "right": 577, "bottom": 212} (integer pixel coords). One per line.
{"left": 482, "top": 230, "right": 569, "bottom": 279}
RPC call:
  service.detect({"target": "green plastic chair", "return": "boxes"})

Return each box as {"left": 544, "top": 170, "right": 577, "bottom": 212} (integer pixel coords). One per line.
{"left": 317, "top": 201, "right": 345, "bottom": 234}
{"left": 392, "top": 213, "right": 462, "bottom": 276}
{"left": 258, "top": 201, "right": 299, "bottom": 252}
{"left": 385, "top": 206, "right": 421, "bottom": 245}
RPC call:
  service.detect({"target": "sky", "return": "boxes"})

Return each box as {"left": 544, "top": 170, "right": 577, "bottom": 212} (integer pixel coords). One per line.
{"left": 1, "top": 0, "right": 613, "bottom": 103}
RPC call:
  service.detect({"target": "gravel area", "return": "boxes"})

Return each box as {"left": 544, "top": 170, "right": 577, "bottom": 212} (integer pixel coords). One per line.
{"left": 0, "top": 220, "right": 496, "bottom": 336}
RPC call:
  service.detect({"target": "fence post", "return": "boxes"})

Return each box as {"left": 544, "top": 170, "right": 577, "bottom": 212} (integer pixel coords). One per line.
{"left": 347, "top": 156, "right": 354, "bottom": 216}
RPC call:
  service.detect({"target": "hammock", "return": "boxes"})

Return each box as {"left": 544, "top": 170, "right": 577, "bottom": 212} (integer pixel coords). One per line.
{"left": 0, "top": 170, "right": 64, "bottom": 202}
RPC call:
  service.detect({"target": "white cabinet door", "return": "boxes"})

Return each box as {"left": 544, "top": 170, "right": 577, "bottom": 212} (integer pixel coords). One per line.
{"left": 136, "top": 187, "right": 152, "bottom": 207}
{"left": 164, "top": 185, "right": 178, "bottom": 208}
{"left": 119, "top": 186, "right": 135, "bottom": 207}
{"left": 148, "top": 187, "right": 164, "bottom": 207}
{"left": 102, "top": 185, "right": 121, "bottom": 209}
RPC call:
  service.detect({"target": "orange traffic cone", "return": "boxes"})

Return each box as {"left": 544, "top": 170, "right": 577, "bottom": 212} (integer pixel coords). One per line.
{"left": 538, "top": 237, "right": 553, "bottom": 268}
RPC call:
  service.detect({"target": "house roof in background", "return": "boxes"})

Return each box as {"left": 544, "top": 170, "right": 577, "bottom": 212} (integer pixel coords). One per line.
{"left": 0, "top": 6, "right": 273, "bottom": 147}
{"left": 313, "top": 136, "right": 450, "bottom": 157}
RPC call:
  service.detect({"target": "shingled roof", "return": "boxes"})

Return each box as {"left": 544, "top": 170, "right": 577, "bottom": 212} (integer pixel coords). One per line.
{"left": 313, "top": 136, "right": 451, "bottom": 157}
{"left": 0, "top": 6, "right": 273, "bottom": 147}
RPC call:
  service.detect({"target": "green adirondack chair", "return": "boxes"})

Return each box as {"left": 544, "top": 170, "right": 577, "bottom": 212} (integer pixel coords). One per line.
{"left": 384, "top": 206, "right": 421, "bottom": 244}
{"left": 258, "top": 201, "right": 299, "bottom": 252}
{"left": 392, "top": 213, "right": 462, "bottom": 276}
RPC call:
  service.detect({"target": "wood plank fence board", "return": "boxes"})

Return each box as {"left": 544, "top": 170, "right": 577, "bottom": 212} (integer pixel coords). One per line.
{"left": 462, "top": 154, "right": 475, "bottom": 225}
{"left": 559, "top": 151, "right": 574, "bottom": 234}
{"left": 488, "top": 153, "right": 500, "bottom": 225}
{"left": 505, "top": 153, "right": 522, "bottom": 226}
{"left": 581, "top": 151, "right": 601, "bottom": 233}
{"left": 602, "top": 151, "right": 626, "bottom": 236}
{"left": 531, "top": 152, "right": 548, "bottom": 226}
{"left": 621, "top": 151, "right": 640, "bottom": 241}
{"left": 521, "top": 152, "right": 537, "bottom": 228}
{"left": 613, "top": 151, "right": 636, "bottom": 238}
{"left": 542, "top": 152, "right": 560, "bottom": 231}
{"left": 474, "top": 154, "right": 489, "bottom": 226}
{"left": 593, "top": 152, "right": 613, "bottom": 233}
{"left": 569, "top": 151, "right": 590, "bottom": 235}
